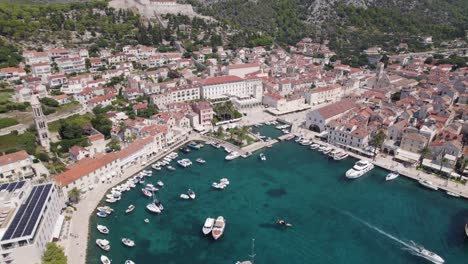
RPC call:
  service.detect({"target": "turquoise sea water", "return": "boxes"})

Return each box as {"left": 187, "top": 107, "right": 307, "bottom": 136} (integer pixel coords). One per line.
{"left": 87, "top": 125, "right": 468, "bottom": 264}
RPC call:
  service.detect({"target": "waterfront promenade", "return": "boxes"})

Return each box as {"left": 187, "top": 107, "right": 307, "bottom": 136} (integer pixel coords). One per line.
{"left": 65, "top": 134, "right": 197, "bottom": 264}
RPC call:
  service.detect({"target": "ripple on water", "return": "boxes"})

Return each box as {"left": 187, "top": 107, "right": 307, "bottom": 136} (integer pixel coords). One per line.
{"left": 266, "top": 187, "right": 287, "bottom": 197}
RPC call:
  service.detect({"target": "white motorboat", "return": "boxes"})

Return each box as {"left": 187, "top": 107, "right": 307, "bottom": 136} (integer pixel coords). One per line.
{"left": 121, "top": 238, "right": 135, "bottom": 247}
{"left": 196, "top": 158, "right": 206, "bottom": 164}
{"left": 411, "top": 242, "right": 444, "bottom": 263}
{"left": 385, "top": 171, "right": 400, "bottom": 181}
{"left": 345, "top": 160, "right": 374, "bottom": 179}
{"left": 97, "top": 225, "right": 109, "bottom": 234}
{"left": 101, "top": 255, "right": 111, "bottom": 264}
{"left": 157, "top": 180, "right": 164, "bottom": 187}
{"left": 225, "top": 152, "right": 240, "bottom": 161}
{"left": 145, "top": 184, "right": 158, "bottom": 192}
{"left": 144, "top": 218, "right": 149, "bottom": 223}
{"left": 447, "top": 191, "right": 461, "bottom": 197}
{"left": 310, "top": 144, "right": 319, "bottom": 149}
{"left": 125, "top": 205, "right": 135, "bottom": 214}
{"left": 141, "top": 188, "right": 153, "bottom": 197}
{"left": 105, "top": 198, "right": 117, "bottom": 203}
{"left": 97, "top": 206, "right": 113, "bottom": 214}
{"left": 259, "top": 153, "right": 266, "bottom": 161}
{"left": 163, "top": 157, "right": 172, "bottom": 163}
{"left": 202, "top": 217, "right": 215, "bottom": 235}
{"left": 187, "top": 189, "right": 196, "bottom": 199}
{"left": 318, "top": 145, "right": 327, "bottom": 152}
{"left": 153, "top": 199, "right": 164, "bottom": 211}
{"left": 125, "top": 260, "right": 135, "bottom": 264}
{"left": 419, "top": 180, "right": 438, "bottom": 191}
{"left": 212, "top": 182, "right": 227, "bottom": 189}
{"left": 96, "top": 239, "right": 110, "bottom": 251}
{"left": 177, "top": 158, "right": 192, "bottom": 168}
{"left": 146, "top": 202, "right": 161, "bottom": 213}
{"left": 167, "top": 166, "right": 176, "bottom": 171}
{"left": 333, "top": 151, "right": 349, "bottom": 160}
{"left": 180, "top": 193, "right": 190, "bottom": 199}
{"left": 152, "top": 164, "right": 161, "bottom": 170}
{"left": 212, "top": 216, "right": 226, "bottom": 240}
{"left": 220, "top": 178, "right": 230, "bottom": 185}
{"left": 300, "top": 139, "right": 311, "bottom": 146}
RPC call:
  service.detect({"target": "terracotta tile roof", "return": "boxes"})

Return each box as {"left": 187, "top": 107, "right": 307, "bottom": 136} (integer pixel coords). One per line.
{"left": 227, "top": 63, "right": 260, "bottom": 70}
{"left": 201, "top": 75, "right": 243, "bottom": 85}
{"left": 316, "top": 100, "right": 356, "bottom": 119}
{"left": 0, "top": 151, "right": 29, "bottom": 166}
{"left": 88, "top": 134, "right": 104, "bottom": 142}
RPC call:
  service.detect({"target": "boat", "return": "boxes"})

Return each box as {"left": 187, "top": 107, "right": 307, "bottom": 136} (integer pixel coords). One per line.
{"left": 180, "top": 193, "right": 190, "bottom": 199}
{"left": 97, "top": 225, "right": 109, "bottom": 234}
{"left": 157, "top": 180, "right": 164, "bottom": 187}
{"left": 105, "top": 198, "right": 117, "bottom": 203}
{"left": 225, "top": 151, "right": 240, "bottom": 161}
{"left": 152, "top": 164, "right": 161, "bottom": 170}
{"left": 146, "top": 202, "right": 161, "bottom": 213}
{"left": 345, "top": 160, "right": 374, "bottom": 179}
{"left": 167, "top": 166, "right": 176, "bottom": 171}
{"left": 385, "top": 171, "right": 400, "bottom": 181}
{"left": 144, "top": 218, "right": 149, "bottom": 223}
{"left": 212, "top": 216, "right": 226, "bottom": 240}
{"left": 187, "top": 189, "right": 196, "bottom": 199}
{"left": 276, "top": 220, "right": 292, "bottom": 227}
{"left": 97, "top": 211, "right": 107, "bottom": 218}
{"left": 259, "top": 153, "right": 266, "bottom": 161}
{"left": 419, "top": 180, "right": 438, "bottom": 191}
{"left": 322, "top": 147, "right": 332, "bottom": 154}
{"left": 196, "top": 158, "right": 206, "bottom": 164}
{"left": 212, "top": 182, "right": 227, "bottom": 189}
{"left": 153, "top": 199, "right": 164, "bottom": 211}
{"left": 125, "top": 260, "right": 135, "bottom": 264}
{"left": 96, "top": 239, "right": 110, "bottom": 251}
{"left": 310, "top": 144, "right": 319, "bottom": 149}
{"left": 188, "top": 142, "right": 201, "bottom": 149}
{"left": 300, "top": 139, "right": 311, "bottom": 146}
{"left": 141, "top": 188, "right": 153, "bottom": 197}
{"left": 177, "top": 158, "right": 192, "bottom": 168}
{"left": 465, "top": 224, "right": 468, "bottom": 237}
{"left": 97, "top": 206, "right": 113, "bottom": 214}
{"left": 101, "top": 255, "right": 111, "bottom": 264}
{"left": 294, "top": 137, "right": 302, "bottom": 142}
{"left": 180, "top": 147, "right": 191, "bottom": 153}
{"left": 145, "top": 184, "right": 158, "bottom": 192}
{"left": 333, "top": 151, "right": 349, "bottom": 161}
{"left": 121, "top": 238, "right": 135, "bottom": 247}
{"left": 235, "top": 238, "right": 256, "bottom": 264}
{"left": 163, "top": 157, "right": 172, "bottom": 163}
{"left": 125, "top": 205, "right": 135, "bottom": 214}
{"left": 410, "top": 242, "right": 444, "bottom": 263}
{"left": 318, "top": 145, "right": 327, "bottom": 152}
{"left": 447, "top": 191, "right": 461, "bottom": 197}
{"left": 202, "top": 217, "right": 215, "bottom": 235}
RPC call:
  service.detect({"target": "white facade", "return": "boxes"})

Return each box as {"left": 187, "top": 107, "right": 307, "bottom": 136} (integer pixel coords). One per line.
{"left": 302, "top": 85, "right": 342, "bottom": 105}
{"left": 55, "top": 57, "right": 86, "bottom": 74}
{"left": 201, "top": 76, "right": 262, "bottom": 100}
{"left": 0, "top": 151, "right": 34, "bottom": 179}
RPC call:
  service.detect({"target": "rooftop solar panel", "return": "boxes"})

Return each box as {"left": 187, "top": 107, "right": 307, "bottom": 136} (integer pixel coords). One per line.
{"left": 0, "top": 183, "right": 9, "bottom": 192}
{"left": 22, "top": 184, "right": 52, "bottom": 237}
{"left": 6, "top": 182, "right": 18, "bottom": 192}
{"left": 10, "top": 185, "right": 44, "bottom": 239}
{"left": 15, "top": 181, "right": 25, "bottom": 190}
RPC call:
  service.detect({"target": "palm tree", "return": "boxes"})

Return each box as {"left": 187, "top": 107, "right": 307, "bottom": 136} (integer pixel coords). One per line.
{"left": 68, "top": 187, "right": 81, "bottom": 203}
{"left": 371, "top": 129, "right": 386, "bottom": 161}
{"left": 418, "top": 147, "right": 431, "bottom": 168}
{"left": 439, "top": 157, "right": 448, "bottom": 176}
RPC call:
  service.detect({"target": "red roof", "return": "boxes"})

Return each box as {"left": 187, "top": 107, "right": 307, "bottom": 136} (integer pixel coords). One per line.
{"left": 227, "top": 63, "right": 260, "bottom": 70}
{"left": 0, "top": 151, "right": 29, "bottom": 166}
{"left": 316, "top": 100, "right": 356, "bottom": 119}
{"left": 201, "top": 75, "right": 243, "bottom": 85}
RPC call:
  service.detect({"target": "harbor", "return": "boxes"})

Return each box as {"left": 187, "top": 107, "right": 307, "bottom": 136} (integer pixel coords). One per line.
{"left": 85, "top": 126, "right": 468, "bottom": 263}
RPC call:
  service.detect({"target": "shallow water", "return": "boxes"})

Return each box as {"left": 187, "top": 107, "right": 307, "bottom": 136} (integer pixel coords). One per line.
{"left": 87, "top": 125, "right": 468, "bottom": 264}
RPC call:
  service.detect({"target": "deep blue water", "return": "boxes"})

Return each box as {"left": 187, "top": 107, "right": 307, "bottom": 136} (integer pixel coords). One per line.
{"left": 87, "top": 125, "right": 468, "bottom": 264}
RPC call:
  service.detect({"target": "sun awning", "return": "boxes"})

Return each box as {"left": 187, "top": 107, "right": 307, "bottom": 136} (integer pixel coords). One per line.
{"left": 51, "top": 214, "right": 65, "bottom": 241}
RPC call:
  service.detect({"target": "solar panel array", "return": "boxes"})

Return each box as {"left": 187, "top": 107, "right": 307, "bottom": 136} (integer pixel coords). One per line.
{"left": 1, "top": 184, "right": 52, "bottom": 241}
{"left": 0, "top": 181, "right": 25, "bottom": 193}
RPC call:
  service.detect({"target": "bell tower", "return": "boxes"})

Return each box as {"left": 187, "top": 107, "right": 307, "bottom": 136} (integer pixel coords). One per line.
{"left": 31, "top": 95, "right": 50, "bottom": 152}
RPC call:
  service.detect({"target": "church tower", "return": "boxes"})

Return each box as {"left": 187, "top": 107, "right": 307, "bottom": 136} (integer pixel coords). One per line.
{"left": 31, "top": 95, "right": 50, "bottom": 152}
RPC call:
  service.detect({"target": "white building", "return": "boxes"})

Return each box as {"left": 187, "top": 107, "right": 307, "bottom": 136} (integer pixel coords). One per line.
{"left": 225, "top": 63, "right": 261, "bottom": 78}
{"left": 327, "top": 122, "right": 370, "bottom": 149}
{"left": 305, "top": 100, "right": 357, "bottom": 133}
{"left": 200, "top": 76, "right": 262, "bottom": 101}
{"left": 0, "top": 151, "right": 35, "bottom": 179}
{"left": 0, "top": 181, "right": 64, "bottom": 264}
{"left": 168, "top": 84, "right": 200, "bottom": 103}
{"left": 55, "top": 57, "right": 86, "bottom": 74}
{"left": 31, "top": 63, "right": 51, "bottom": 83}
{"left": 302, "top": 84, "right": 342, "bottom": 105}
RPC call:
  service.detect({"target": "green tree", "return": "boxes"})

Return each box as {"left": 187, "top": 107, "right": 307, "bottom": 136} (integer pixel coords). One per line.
{"left": 107, "top": 138, "right": 121, "bottom": 151}
{"left": 58, "top": 122, "right": 83, "bottom": 140}
{"left": 42, "top": 242, "right": 67, "bottom": 264}
{"left": 418, "top": 147, "right": 431, "bottom": 168}
{"left": 68, "top": 187, "right": 81, "bottom": 203}
{"left": 91, "top": 114, "right": 112, "bottom": 139}
{"left": 371, "top": 129, "right": 386, "bottom": 160}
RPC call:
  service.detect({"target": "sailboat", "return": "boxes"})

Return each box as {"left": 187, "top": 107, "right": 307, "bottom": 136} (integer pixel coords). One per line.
{"left": 235, "top": 238, "right": 256, "bottom": 264}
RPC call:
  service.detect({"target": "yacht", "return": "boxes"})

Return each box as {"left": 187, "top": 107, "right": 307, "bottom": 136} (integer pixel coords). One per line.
{"left": 145, "top": 184, "right": 158, "bottom": 192}
{"left": 446, "top": 191, "right": 461, "bottom": 197}
{"left": 101, "top": 255, "right": 111, "bottom": 264}
{"left": 212, "top": 216, "right": 226, "bottom": 240}
{"left": 153, "top": 199, "right": 164, "bottom": 211}
{"left": 187, "top": 189, "right": 196, "bottom": 199}
{"left": 188, "top": 142, "right": 201, "bottom": 149}
{"left": 465, "top": 224, "right": 468, "bottom": 238}
{"left": 141, "top": 188, "right": 153, "bottom": 198}
{"left": 318, "top": 145, "right": 327, "bottom": 152}
{"left": 167, "top": 166, "right": 176, "bottom": 171}
{"left": 152, "top": 164, "right": 161, "bottom": 170}
{"left": 156, "top": 180, "right": 164, "bottom": 187}
{"left": 411, "top": 243, "right": 444, "bottom": 263}
{"left": 295, "top": 137, "right": 302, "bottom": 142}
{"left": 259, "top": 153, "right": 266, "bottom": 161}
{"left": 97, "top": 225, "right": 109, "bottom": 234}
{"left": 300, "top": 139, "right": 311, "bottom": 146}
{"left": 196, "top": 158, "right": 206, "bottom": 164}
{"left": 419, "top": 180, "right": 438, "bottom": 190}
{"left": 202, "top": 217, "right": 215, "bottom": 235}
{"left": 333, "top": 151, "right": 349, "bottom": 160}
{"left": 345, "top": 160, "right": 374, "bottom": 179}
{"left": 180, "top": 193, "right": 190, "bottom": 199}
{"left": 121, "top": 238, "right": 135, "bottom": 247}
{"left": 125, "top": 205, "right": 135, "bottom": 214}
{"left": 385, "top": 171, "right": 400, "bottom": 181}
{"left": 212, "top": 182, "right": 227, "bottom": 190}
{"left": 310, "top": 144, "right": 319, "bottom": 149}
{"left": 105, "top": 198, "right": 117, "bottom": 203}
{"left": 97, "top": 206, "right": 113, "bottom": 214}
{"left": 226, "top": 151, "right": 240, "bottom": 161}
{"left": 125, "top": 261, "right": 135, "bottom": 264}
{"left": 177, "top": 158, "right": 192, "bottom": 168}
{"left": 322, "top": 147, "right": 332, "bottom": 154}
{"left": 146, "top": 202, "right": 161, "bottom": 213}
{"left": 96, "top": 239, "right": 110, "bottom": 251}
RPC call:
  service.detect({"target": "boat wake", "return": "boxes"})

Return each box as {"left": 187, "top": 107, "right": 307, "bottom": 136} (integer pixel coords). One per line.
{"left": 342, "top": 210, "right": 444, "bottom": 263}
